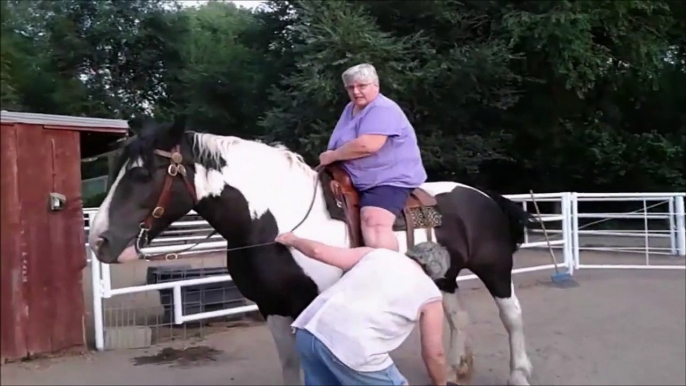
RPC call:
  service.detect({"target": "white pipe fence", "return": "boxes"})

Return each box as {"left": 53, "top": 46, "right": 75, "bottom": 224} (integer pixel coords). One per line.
{"left": 570, "top": 192, "right": 686, "bottom": 269}
{"left": 84, "top": 191, "right": 686, "bottom": 351}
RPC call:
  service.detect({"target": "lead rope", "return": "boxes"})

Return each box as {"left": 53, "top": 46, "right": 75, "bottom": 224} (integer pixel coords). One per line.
{"left": 144, "top": 165, "right": 325, "bottom": 260}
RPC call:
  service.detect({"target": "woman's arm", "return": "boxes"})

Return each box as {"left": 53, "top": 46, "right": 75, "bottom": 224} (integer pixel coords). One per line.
{"left": 419, "top": 299, "right": 447, "bottom": 386}
{"left": 331, "top": 134, "right": 388, "bottom": 161}
{"left": 276, "top": 233, "right": 374, "bottom": 271}
{"left": 331, "top": 105, "right": 401, "bottom": 161}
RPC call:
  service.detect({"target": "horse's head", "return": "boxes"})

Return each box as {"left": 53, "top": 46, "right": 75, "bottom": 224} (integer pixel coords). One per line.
{"left": 88, "top": 117, "right": 198, "bottom": 264}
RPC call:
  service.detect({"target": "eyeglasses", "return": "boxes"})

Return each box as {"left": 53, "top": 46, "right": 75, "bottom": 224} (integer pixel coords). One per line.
{"left": 345, "top": 82, "right": 372, "bottom": 92}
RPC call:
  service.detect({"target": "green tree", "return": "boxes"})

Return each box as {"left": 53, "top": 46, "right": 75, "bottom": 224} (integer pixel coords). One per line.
{"left": 1, "top": 0, "right": 183, "bottom": 118}
{"left": 1, "top": 0, "right": 683, "bottom": 194}
{"left": 154, "top": 1, "right": 267, "bottom": 138}
{"left": 259, "top": 0, "right": 525, "bottom": 182}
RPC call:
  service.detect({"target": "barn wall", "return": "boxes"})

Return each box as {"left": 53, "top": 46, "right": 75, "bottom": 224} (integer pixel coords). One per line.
{"left": 0, "top": 123, "right": 29, "bottom": 363}
{"left": 0, "top": 123, "right": 86, "bottom": 363}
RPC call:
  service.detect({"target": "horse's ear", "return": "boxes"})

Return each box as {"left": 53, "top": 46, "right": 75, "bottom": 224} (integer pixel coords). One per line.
{"left": 127, "top": 116, "right": 157, "bottom": 135}
{"left": 127, "top": 117, "right": 143, "bottom": 135}
{"left": 168, "top": 115, "right": 187, "bottom": 142}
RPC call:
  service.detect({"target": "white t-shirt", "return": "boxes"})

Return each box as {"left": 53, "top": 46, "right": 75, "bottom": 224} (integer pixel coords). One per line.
{"left": 291, "top": 248, "right": 443, "bottom": 372}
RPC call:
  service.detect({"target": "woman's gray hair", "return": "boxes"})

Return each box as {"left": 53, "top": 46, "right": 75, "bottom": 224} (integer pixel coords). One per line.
{"left": 405, "top": 241, "right": 450, "bottom": 280}
{"left": 341, "top": 63, "right": 379, "bottom": 86}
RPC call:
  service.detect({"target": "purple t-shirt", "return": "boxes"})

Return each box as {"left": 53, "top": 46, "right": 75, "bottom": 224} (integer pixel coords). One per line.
{"left": 327, "top": 93, "right": 427, "bottom": 190}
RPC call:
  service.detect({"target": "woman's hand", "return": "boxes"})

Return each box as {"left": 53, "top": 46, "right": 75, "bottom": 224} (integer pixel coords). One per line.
{"left": 318, "top": 150, "right": 338, "bottom": 166}
{"left": 275, "top": 232, "right": 298, "bottom": 247}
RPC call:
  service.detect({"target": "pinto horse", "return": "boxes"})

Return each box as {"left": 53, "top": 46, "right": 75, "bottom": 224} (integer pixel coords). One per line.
{"left": 88, "top": 118, "right": 534, "bottom": 385}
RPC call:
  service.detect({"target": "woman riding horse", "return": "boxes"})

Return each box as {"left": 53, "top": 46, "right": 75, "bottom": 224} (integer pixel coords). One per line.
{"left": 318, "top": 63, "right": 427, "bottom": 251}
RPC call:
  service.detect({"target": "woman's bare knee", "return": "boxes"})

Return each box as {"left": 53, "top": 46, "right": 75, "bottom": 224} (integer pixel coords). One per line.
{"left": 361, "top": 206, "right": 395, "bottom": 227}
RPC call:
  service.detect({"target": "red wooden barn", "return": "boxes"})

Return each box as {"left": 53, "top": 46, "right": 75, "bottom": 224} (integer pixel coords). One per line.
{"left": 0, "top": 111, "right": 128, "bottom": 363}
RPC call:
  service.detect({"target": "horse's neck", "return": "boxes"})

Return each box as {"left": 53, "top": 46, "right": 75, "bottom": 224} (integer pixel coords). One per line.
{"left": 193, "top": 196, "right": 250, "bottom": 248}
{"left": 192, "top": 160, "right": 334, "bottom": 241}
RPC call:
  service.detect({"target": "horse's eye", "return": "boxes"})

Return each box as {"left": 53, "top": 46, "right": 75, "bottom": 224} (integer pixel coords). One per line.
{"left": 129, "top": 167, "right": 151, "bottom": 182}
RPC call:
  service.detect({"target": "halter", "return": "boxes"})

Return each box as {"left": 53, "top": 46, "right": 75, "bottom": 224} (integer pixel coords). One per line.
{"left": 133, "top": 145, "right": 323, "bottom": 262}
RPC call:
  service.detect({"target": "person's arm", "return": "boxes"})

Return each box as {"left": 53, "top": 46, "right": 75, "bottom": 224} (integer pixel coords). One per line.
{"left": 331, "top": 135, "right": 388, "bottom": 161}
{"left": 419, "top": 299, "right": 447, "bottom": 386}
{"left": 287, "top": 236, "right": 374, "bottom": 271}
{"left": 331, "top": 106, "right": 401, "bottom": 161}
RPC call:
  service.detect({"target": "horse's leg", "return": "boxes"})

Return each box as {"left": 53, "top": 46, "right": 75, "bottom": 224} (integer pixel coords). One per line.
{"left": 267, "top": 315, "right": 302, "bottom": 385}
{"left": 496, "top": 281, "right": 533, "bottom": 385}
{"left": 476, "top": 269, "right": 533, "bottom": 386}
{"left": 441, "top": 289, "right": 474, "bottom": 384}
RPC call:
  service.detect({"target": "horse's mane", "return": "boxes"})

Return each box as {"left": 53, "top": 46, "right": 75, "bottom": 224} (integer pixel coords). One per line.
{"left": 113, "top": 123, "right": 317, "bottom": 181}
{"left": 190, "top": 132, "right": 317, "bottom": 178}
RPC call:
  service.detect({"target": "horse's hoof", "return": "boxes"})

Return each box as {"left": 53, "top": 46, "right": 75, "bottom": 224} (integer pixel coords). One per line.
{"left": 454, "top": 352, "right": 474, "bottom": 384}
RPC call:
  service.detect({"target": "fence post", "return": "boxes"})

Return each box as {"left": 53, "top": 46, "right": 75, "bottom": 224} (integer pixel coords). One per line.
{"left": 86, "top": 210, "right": 106, "bottom": 352}
{"left": 89, "top": 248, "right": 105, "bottom": 351}
{"left": 675, "top": 196, "right": 685, "bottom": 257}
{"left": 522, "top": 201, "right": 529, "bottom": 244}
{"left": 561, "top": 192, "right": 574, "bottom": 275}
{"left": 571, "top": 192, "right": 580, "bottom": 270}
{"left": 669, "top": 196, "right": 679, "bottom": 255}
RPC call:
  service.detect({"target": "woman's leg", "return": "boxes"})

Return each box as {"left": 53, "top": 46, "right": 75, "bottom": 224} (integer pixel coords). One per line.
{"left": 359, "top": 185, "right": 413, "bottom": 251}
{"left": 333, "top": 362, "right": 409, "bottom": 386}
{"left": 294, "top": 329, "right": 341, "bottom": 386}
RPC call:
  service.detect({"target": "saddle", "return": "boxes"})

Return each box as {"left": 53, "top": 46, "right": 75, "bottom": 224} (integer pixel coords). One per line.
{"left": 320, "top": 163, "right": 443, "bottom": 249}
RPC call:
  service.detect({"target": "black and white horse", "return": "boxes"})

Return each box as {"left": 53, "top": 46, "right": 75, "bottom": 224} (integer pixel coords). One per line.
{"left": 88, "top": 119, "right": 534, "bottom": 385}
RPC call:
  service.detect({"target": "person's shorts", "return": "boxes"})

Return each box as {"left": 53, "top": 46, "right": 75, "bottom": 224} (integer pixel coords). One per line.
{"left": 359, "top": 185, "right": 414, "bottom": 216}
{"left": 295, "top": 328, "right": 408, "bottom": 386}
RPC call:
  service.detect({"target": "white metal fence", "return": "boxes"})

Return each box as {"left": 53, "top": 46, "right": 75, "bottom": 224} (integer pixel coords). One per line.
{"left": 84, "top": 191, "right": 685, "bottom": 351}
{"left": 569, "top": 192, "right": 686, "bottom": 270}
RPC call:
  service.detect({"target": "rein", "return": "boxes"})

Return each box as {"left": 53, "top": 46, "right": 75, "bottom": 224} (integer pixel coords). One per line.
{"left": 134, "top": 145, "right": 323, "bottom": 262}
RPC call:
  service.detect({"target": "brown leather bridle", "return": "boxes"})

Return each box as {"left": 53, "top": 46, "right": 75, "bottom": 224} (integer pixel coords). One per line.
{"left": 135, "top": 145, "right": 203, "bottom": 261}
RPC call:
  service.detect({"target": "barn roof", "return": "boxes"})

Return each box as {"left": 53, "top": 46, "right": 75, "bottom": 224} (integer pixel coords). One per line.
{"left": 0, "top": 110, "right": 129, "bottom": 134}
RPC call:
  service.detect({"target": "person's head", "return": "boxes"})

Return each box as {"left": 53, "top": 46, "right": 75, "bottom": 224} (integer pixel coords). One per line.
{"left": 405, "top": 242, "right": 450, "bottom": 280}
{"left": 341, "top": 63, "right": 380, "bottom": 108}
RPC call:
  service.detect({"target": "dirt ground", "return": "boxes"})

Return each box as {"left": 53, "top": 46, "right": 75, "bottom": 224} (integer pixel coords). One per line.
{"left": 2, "top": 250, "right": 684, "bottom": 386}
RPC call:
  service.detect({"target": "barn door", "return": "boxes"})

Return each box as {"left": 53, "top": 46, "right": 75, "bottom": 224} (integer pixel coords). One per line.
{"left": 0, "top": 125, "right": 86, "bottom": 363}
{"left": 42, "top": 128, "right": 87, "bottom": 354}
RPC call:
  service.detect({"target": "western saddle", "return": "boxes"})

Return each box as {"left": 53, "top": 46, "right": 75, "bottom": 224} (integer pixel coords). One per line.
{"left": 321, "top": 163, "right": 443, "bottom": 249}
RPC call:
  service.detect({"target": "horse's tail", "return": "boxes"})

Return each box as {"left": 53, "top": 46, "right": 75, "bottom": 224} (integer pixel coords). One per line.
{"left": 482, "top": 189, "right": 540, "bottom": 253}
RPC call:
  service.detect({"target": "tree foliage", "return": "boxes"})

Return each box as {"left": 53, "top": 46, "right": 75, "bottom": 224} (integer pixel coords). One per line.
{"left": 1, "top": 0, "right": 683, "bottom": 193}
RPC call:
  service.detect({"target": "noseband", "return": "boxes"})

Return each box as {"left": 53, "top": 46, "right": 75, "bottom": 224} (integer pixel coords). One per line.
{"left": 135, "top": 145, "right": 200, "bottom": 261}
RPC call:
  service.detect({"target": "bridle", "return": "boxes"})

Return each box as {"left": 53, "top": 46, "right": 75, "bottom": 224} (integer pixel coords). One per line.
{"left": 134, "top": 145, "right": 201, "bottom": 261}
{"left": 134, "top": 144, "right": 322, "bottom": 262}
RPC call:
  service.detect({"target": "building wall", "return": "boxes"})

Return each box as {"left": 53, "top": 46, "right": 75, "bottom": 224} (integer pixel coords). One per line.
{"left": 0, "top": 123, "right": 87, "bottom": 363}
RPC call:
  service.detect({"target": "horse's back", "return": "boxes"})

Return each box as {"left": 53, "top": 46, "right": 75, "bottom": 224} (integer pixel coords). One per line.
{"left": 420, "top": 180, "right": 491, "bottom": 200}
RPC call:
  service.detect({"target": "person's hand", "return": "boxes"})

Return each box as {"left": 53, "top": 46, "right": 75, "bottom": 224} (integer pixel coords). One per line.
{"left": 275, "top": 232, "right": 298, "bottom": 247}
{"left": 318, "top": 150, "right": 338, "bottom": 166}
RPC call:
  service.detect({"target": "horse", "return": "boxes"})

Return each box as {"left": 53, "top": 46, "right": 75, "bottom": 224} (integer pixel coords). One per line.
{"left": 87, "top": 118, "right": 534, "bottom": 386}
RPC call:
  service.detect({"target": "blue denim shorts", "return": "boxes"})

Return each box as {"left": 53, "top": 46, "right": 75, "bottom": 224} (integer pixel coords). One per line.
{"left": 294, "top": 328, "right": 408, "bottom": 386}
{"left": 359, "top": 185, "right": 414, "bottom": 216}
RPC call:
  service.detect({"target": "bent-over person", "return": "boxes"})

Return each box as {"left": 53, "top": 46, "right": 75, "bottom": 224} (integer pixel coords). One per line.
{"left": 275, "top": 232, "right": 449, "bottom": 386}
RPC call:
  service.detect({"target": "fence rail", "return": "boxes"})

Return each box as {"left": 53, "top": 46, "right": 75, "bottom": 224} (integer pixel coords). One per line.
{"left": 84, "top": 191, "right": 686, "bottom": 351}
